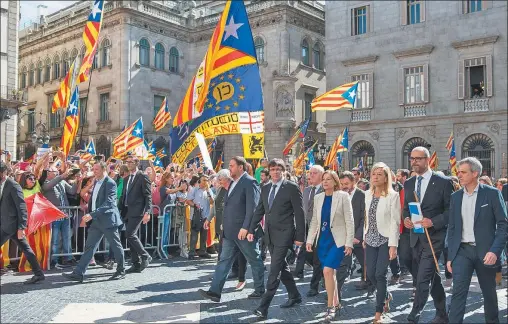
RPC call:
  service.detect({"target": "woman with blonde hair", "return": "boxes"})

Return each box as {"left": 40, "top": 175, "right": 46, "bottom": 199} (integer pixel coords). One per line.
{"left": 364, "top": 162, "right": 401, "bottom": 323}
{"left": 479, "top": 175, "right": 493, "bottom": 187}
{"left": 306, "top": 170, "right": 354, "bottom": 322}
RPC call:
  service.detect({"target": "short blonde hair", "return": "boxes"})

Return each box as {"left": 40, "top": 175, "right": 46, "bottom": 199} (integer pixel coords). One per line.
{"left": 322, "top": 170, "right": 341, "bottom": 191}
{"left": 370, "top": 162, "right": 393, "bottom": 197}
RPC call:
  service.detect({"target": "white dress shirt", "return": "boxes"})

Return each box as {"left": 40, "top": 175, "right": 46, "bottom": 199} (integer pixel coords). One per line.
{"left": 228, "top": 171, "right": 246, "bottom": 196}
{"left": 91, "top": 177, "right": 105, "bottom": 212}
{"left": 309, "top": 184, "right": 322, "bottom": 200}
{"left": 0, "top": 179, "right": 6, "bottom": 200}
{"left": 417, "top": 168, "right": 433, "bottom": 201}
{"left": 269, "top": 178, "right": 284, "bottom": 199}
{"left": 461, "top": 184, "right": 479, "bottom": 243}
{"left": 348, "top": 187, "right": 357, "bottom": 201}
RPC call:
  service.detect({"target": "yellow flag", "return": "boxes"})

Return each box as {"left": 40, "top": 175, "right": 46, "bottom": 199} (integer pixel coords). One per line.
{"left": 242, "top": 133, "right": 265, "bottom": 159}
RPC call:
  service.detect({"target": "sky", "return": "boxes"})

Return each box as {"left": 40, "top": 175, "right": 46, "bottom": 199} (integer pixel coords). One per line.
{"left": 19, "top": 1, "right": 77, "bottom": 29}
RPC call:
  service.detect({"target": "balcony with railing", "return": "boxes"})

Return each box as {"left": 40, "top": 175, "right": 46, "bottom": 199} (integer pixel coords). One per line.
{"left": 404, "top": 104, "right": 426, "bottom": 118}
{"left": 351, "top": 109, "right": 371, "bottom": 122}
{"left": 464, "top": 98, "right": 489, "bottom": 113}
{"left": 0, "top": 86, "right": 28, "bottom": 108}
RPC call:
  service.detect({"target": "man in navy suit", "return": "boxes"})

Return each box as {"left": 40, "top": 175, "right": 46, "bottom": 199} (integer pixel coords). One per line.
{"left": 403, "top": 147, "right": 454, "bottom": 323}
{"left": 63, "top": 161, "right": 125, "bottom": 282}
{"left": 198, "top": 156, "right": 265, "bottom": 302}
{"left": 447, "top": 157, "right": 507, "bottom": 323}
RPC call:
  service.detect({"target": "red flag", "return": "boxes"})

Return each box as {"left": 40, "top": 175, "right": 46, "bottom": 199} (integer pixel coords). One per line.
{"left": 25, "top": 193, "right": 66, "bottom": 235}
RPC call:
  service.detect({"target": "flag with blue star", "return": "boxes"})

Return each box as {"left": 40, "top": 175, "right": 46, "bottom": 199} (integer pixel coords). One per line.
{"left": 156, "top": 147, "right": 167, "bottom": 159}
{"left": 81, "top": 138, "right": 96, "bottom": 160}
{"left": 113, "top": 117, "right": 144, "bottom": 157}
{"left": 153, "top": 156, "right": 164, "bottom": 172}
{"left": 60, "top": 87, "right": 80, "bottom": 156}
{"left": 171, "top": 0, "right": 263, "bottom": 164}
{"left": 311, "top": 82, "right": 359, "bottom": 111}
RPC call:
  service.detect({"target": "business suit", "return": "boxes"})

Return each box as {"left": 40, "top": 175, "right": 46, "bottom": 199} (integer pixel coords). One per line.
{"left": 206, "top": 172, "right": 265, "bottom": 298}
{"left": 294, "top": 185, "right": 323, "bottom": 292}
{"left": 72, "top": 176, "right": 125, "bottom": 277}
{"left": 250, "top": 179, "right": 305, "bottom": 316}
{"left": 403, "top": 171, "right": 454, "bottom": 322}
{"left": 118, "top": 170, "right": 152, "bottom": 267}
{"left": 0, "top": 177, "right": 43, "bottom": 277}
{"left": 447, "top": 184, "right": 507, "bottom": 323}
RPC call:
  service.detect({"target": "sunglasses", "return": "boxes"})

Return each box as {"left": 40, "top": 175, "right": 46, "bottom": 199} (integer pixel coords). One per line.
{"left": 27, "top": 176, "right": 36, "bottom": 181}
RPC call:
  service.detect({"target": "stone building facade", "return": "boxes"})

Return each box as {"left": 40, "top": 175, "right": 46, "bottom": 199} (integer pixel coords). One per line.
{"left": 0, "top": 0, "right": 25, "bottom": 162}
{"left": 325, "top": 0, "right": 507, "bottom": 178}
{"left": 17, "top": 0, "right": 326, "bottom": 163}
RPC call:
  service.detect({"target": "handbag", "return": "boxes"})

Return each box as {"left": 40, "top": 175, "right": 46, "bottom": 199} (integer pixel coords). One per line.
{"left": 191, "top": 207, "right": 204, "bottom": 231}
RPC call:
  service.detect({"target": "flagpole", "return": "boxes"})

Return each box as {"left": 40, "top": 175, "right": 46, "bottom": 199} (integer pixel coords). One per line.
{"left": 77, "top": 60, "right": 96, "bottom": 151}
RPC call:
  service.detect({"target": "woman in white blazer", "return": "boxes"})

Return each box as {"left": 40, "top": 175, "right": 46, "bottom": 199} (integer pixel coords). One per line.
{"left": 363, "top": 162, "right": 401, "bottom": 323}
{"left": 306, "top": 170, "right": 354, "bottom": 323}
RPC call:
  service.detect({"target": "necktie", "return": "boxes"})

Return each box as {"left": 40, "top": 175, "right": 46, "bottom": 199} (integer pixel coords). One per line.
{"left": 308, "top": 186, "right": 316, "bottom": 214}
{"left": 268, "top": 184, "right": 277, "bottom": 209}
{"left": 126, "top": 175, "right": 134, "bottom": 206}
{"left": 416, "top": 176, "right": 423, "bottom": 201}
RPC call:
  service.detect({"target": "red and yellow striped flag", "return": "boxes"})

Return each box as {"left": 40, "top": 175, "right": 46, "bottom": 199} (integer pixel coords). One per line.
{"left": 153, "top": 97, "right": 172, "bottom": 132}
{"left": 112, "top": 118, "right": 144, "bottom": 157}
{"left": 311, "top": 82, "right": 358, "bottom": 112}
{"left": 19, "top": 224, "right": 51, "bottom": 272}
{"left": 76, "top": 0, "right": 104, "bottom": 84}
{"left": 60, "top": 88, "right": 80, "bottom": 156}
{"left": 429, "top": 151, "right": 439, "bottom": 170}
{"left": 51, "top": 57, "right": 78, "bottom": 113}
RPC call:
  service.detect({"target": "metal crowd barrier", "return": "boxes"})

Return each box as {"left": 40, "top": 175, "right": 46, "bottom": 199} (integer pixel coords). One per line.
{"left": 157, "top": 204, "right": 187, "bottom": 259}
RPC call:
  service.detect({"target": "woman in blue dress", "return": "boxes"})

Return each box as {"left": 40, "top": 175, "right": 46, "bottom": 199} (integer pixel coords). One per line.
{"left": 306, "top": 170, "right": 355, "bottom": 323}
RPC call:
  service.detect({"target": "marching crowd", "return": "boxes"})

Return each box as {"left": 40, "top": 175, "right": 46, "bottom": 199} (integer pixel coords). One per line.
{"left": 1, "top": 146, "right": 507, "bottom": 323}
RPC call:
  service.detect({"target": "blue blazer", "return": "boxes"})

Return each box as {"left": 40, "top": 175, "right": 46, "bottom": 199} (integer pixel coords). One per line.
{"left": 88, "top": 176, "right": 123, "bottom": 230}
{"left": 447, "top": 183, "right": 507, "bottom": 264}
{"left": 222, "top": 173, "right": 260, "bottom": 240}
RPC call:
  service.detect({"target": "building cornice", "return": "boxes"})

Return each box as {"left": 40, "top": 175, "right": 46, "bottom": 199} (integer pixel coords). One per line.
{"left": 451, "top": 35, "right": 499, "bottom": 49}
{"left": 392, "top": 45, "right": 434, "bottom": 59}
{"left": 341, "top": 55, "right": 378, "bottom": 67}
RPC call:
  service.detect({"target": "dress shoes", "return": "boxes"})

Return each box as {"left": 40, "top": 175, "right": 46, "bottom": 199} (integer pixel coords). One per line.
{"left": 62, "top": 272, "right": 84, "bottom": 283}
{"left": 126, "top": 265, "right": 142, "bottom": 274}
{"left": 253, "top": 309, "right": 267, "bottom": 320}
{"left": 248, "top": 291, "right": 264, "bottom": 299}
{"left": 306, "top": 289, "right": 319, "bottom": 297}
{"left": 198, "top": 289, "right": 221, "bottom": 302}
{"left": 139, "top": 256, "right": 152, "bottom": 271}
{"left": 280, "top": 297, "right": 302, "bottom": 308}
{"left": 355, "top": 280, "right": 369, "bottom": 290}
{"left": 24, "top": 274, "right": 45, "bottom": 284}
{"left": 293, "top": 272, "right": 304, "bottom": 280}
{"left": 109, "top": 270, "right": 126, "bottom": 280}
{"left": 430, "top": 314, "right": 449, "bottom": 324}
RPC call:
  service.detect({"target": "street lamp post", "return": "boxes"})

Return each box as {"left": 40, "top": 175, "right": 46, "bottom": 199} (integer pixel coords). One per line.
{"left": 30, "top": 111, "right": 50, "bottom": 146}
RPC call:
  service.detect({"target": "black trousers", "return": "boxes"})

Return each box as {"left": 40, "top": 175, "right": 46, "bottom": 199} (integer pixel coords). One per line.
{"left": 336, "top": 254, "right": 352, "bottom": 302}
{"left": 125, "top": 215, "right": 150, "bottom": 265}
{"left": 366, "top": 243, "right": 390, "bottom": 313}
{"left": 258, "top": 244, "right": 301, "bottom": 314}
{"left": 448, "top": 244, "right": 499, "bottom": 323}
{"left": 409, "top": 238, "right": 446, "bottom": 320}
{"left": 189, "top": 219, "right": 207, "bottom": 255}
{"left": 0, "top": 230, "right": 43, "bottom": 276}
{"left": 295, "top": 223, "right": 322, "bottom": 291}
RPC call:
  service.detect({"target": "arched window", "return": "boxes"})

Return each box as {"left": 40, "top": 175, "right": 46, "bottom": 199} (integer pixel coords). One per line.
{"left": 53, "top": 55, "right": 60, "bottom": 79}
{"left": 36, "top": 61, "right": 43, "bottom": 84}
{"left": 169, "top": 47, "right": 179, "bottom": 72}
{"left": 351, "top": 140, "right": 375, "bottom": 171}
{"left": 92, "top": 51, "right": 98, "bottom": 69}
{"left": 139, "top": 38, "right": 150, "bottom": 66}
{"left": 71, "top": 48, "right": 79, "bottom": 61}
{"left": 154, "top": 43, "right": 165, "bottom": 70}
{"left": 102, "top": 38, "right": 111, "bottom": 67}
{"left": 20, "top": 66, "right": 27, "bottom": 88}
{"left": 254, "top": 37, "right": 265, "bottom": 63}
{"left": 403, "top": 137, "right": 430, "bottom": 169}
{"left": 62, "top": 51, "right": 70, "bottom": 76}
{"left": 462, "top": 133, "right": 495, "bottom": 176}
{"left": 44, "top": 58, "right": 51, "bottom": 82}
{"left": 313, "top": 43, "right": 322, "bottom": 70}
{"left": 301, "top": 39, "right": 310, "bottom": 66}
{"left": 80, "top": 46, "right": 86, "bottom": 64}
{"left": 28, "top": 63, "right": 35, "bottom": 86}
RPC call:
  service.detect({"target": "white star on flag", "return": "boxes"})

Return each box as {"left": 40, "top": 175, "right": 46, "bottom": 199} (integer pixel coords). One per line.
{"left": 88, "top": 146, "right": 93, "bottom": 152}
{"left": 134, "top": 128, "right": 142, "bottom": 136}
{"left": 68, "top": 102, "right": 77, "bottom": 114}
{"left": 223, "top": 16, "right": 244, "bottom": 41}
{"left": 348, "top": 89, "right": 356, "bottom": 100}
{"left": 91, "top": 2, "right": 102, "bottom": 19}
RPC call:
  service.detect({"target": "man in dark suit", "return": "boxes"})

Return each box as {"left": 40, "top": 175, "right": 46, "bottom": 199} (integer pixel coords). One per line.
{"left": 294, "top": 165, "right": 323, "bottom": 296}
{"left": 199, "top": 156, "right": 265, "bottom": 302}
{"left": 62, "top": 162, "right": 125, "bottom": 282}
{"left": 118, "top": 156, "right": 152, "bottom": 273}
{"left": 248, "top": 158, "right": 305, "bottom": 320}
{"left": 339, "top": 171, "right": 369, "bottom": 294}
{"left": 447, "top": 157, "right": 507, "bottom": 323}
{"left": 403, "top": 147, "right": 454, "bottom": 323}
{"left": 0, "top": 162, "right": 45, "bottom": 284}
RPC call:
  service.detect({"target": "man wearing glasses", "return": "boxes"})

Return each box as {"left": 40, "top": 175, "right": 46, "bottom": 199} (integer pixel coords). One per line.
{"left": 403, "top": 147, "right": 454, "bottom": 323}
{"left": 249, "top": 158, "right": 305, "bottom": 320}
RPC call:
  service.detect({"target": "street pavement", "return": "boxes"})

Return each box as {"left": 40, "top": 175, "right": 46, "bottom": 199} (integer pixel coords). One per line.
{"left": 1, "top": 254, "right": 507, "bottom": 323}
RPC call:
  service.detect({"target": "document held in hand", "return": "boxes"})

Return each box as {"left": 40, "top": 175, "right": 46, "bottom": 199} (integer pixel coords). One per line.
{"left": 409, "top": 202, "right": 424, "bottom": 234}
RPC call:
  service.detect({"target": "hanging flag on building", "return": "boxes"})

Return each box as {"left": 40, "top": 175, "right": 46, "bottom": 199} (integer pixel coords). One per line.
{"left": 282, "top": 119, "right": 310, "bottom": 156}
{"left": 311, "top": 82, "right": 358, "bottom": 112}
{"left": 51, "top": 57, "right": 78, "bottom": 113}
{"left": 242, "top": 133, "right": 264, "bottom": 159}
{"left": 76, "top": 0, "right": 104, "bottom": 84}
{"left": 153, "top": 97, "right": 172, "bottom": 131}
{"left": 171, "top": 0, "right": 263, "bottom": 164}
{"left": 60, "top": 88, "right": 80, "bottom": 156}
{"left": 429, "top": 151, "right": 439, "bottom": 170}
